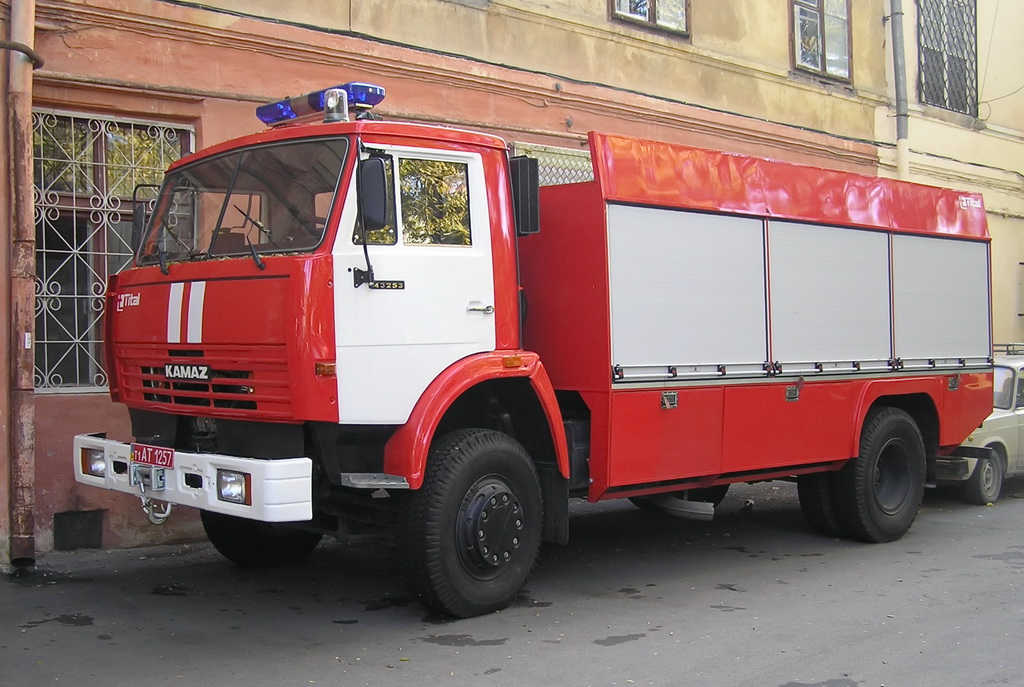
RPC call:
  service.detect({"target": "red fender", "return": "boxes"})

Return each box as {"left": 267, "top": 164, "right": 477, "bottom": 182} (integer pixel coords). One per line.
{"left": 852, "top": 372, "right": 992, "bottom": 453}
{"left": 383, "top": 351, "right": 569, "bottom": 489}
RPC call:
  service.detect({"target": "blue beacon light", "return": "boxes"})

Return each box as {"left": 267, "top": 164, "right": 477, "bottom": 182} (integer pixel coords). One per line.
{"left": 256, "top": 82, "right": 386, "bottom": 125}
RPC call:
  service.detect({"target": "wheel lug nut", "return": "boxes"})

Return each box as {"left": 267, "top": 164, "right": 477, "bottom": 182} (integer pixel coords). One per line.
{"left": 478, "top": 530, "right": 485, "bottom": 539}
{"left": 503, "top": 551, "right": 510, "bottom": 560}
{"left": 512, "top": 537, "right": 519, "bottom": 546}
{"left": 482, "top": 546, "right": 489, "bottom": 554}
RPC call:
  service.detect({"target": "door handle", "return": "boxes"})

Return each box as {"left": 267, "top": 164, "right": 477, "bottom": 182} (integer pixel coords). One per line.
{"left": 467, "top": 304, "right": 494, "bottom": 314}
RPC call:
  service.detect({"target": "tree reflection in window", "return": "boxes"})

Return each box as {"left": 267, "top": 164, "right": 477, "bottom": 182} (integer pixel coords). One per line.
{"left": 400, "top": 159, "right": 471, "bottom": 246}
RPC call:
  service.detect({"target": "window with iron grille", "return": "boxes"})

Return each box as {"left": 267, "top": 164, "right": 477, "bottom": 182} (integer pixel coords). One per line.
{"left": 612, "top": 0, "right": 688, "bottom": 35}
{"left": 511, "top": 142, "right": 593, "bottom": 187}
{"left": 917, "top": 0, "right": 977, "bottom": 116}
{"left": 33, "top": 111, "right": 192, "bottom": 390}
{"left": 791, "top": 0, "right": 851, "bottom": 80}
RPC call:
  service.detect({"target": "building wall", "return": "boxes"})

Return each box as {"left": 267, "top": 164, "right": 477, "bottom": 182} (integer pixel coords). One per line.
{"left": 874, "top": 0, "right": 1024, "bottom": 343}
{"left": 9, "top": 0, "right": 1012, "bottom": 556}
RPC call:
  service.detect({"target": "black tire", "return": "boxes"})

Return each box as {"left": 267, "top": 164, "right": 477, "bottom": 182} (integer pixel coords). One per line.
{"left": 629, "top": 484, "right": 730, "bottom": 511}
{"left": 797, "top": 472, "right": 844, "bottom": 537}
{"left": 963, "top": 450, "right": 1004, "bottom": 505}
{"left": 200, "top": 510, "right": 323, "bottom": 568}
{"left": 833, "top": 407, "right": 926, "bottom": 543}
{"left": 397, "top": 428, "right": 543, "bottom": 618}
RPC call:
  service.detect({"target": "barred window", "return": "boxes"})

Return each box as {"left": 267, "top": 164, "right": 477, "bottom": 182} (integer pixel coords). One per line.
{"left": 917, "top": 0, "right": 978, "bottom": 116}
{"left": 511, "top": 142, "right": 593, "bottom": 187}
{"left": 33, "top": 111, "right": 192, "bottom": 390}
{"left": 612, "top": 0, "right": 688, "bottom": 35}
{"left": 792, "top": 0, "right": 851, "bottom": 80}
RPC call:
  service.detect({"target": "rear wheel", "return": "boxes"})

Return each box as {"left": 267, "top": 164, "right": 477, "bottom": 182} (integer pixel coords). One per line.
{"left": 833, "top": 407, "right": 925, "bottom": 543}
{"left": 797, "top": 472, "right": 844, "bottom": 537}
{"left": 963, "top": 450, "right": 1004, "bottom": 505}
{"left": 200, "top": 510, "right": 323, "bottom": 568}
{"left": 397, "top": 429, "right": 543, "bottom": 618}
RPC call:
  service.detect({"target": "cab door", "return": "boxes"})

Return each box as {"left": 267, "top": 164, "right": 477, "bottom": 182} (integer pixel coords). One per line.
{"left": 332, "top": 146, "right": 496, "bottom": 424}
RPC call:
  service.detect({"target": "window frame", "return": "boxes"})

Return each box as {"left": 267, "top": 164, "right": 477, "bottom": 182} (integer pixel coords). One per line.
{"left": 33, "top": 108, "right": 193, "bottom": 392}
{"left": 354, "top": 152, "right": 473, "bottom": 248}
{"left": 790, "top": 0, "right": 853, "bottom": 82}
{"left": 916, "top": 0, "right": 978, "bottom": 117}
{"left": 610, "top": 0, "right": 690, "bottom": 37}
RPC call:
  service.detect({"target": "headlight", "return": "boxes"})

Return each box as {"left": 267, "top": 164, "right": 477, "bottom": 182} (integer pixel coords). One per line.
{"left": 216, "top": 470, "right": 251, "bottom": 505}
{"left": 81, "top": 448, "right": 106, "bottom": 478}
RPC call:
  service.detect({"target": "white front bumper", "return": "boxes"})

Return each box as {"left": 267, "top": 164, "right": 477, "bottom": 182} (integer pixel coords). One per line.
{"left": 72, "top": 434, "right": 313, "bottom": 522}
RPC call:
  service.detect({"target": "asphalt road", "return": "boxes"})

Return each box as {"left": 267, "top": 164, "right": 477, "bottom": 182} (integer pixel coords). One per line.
{"left": 4, "top": 479, "right": 1022, "bottom": 687}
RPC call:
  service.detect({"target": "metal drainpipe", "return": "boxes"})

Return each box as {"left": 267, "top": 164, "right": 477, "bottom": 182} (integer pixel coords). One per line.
{"left": 889, "top": 0, "right": 910, "bottom": 180}
{"left": 8, "top": 0, "right": 39, "bottom": 568}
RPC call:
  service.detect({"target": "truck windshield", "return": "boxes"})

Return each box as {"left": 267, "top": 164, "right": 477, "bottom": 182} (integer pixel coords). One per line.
{"left": 139, "top": 137, "right": 350, "bottom": 264}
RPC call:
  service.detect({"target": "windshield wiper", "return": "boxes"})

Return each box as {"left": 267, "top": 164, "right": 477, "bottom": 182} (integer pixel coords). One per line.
{"left": 245, "top": 236, "right": 266, "bottom": 271}
{"left": 233, "top": 204, "right": 280, "bottom": 249}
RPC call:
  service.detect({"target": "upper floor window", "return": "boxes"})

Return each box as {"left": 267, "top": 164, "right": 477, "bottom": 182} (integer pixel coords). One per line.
{"left": 33, "top": 111, "right": 192, "bottom": 390}
{"left": 612, "top": 0, "right": 688, "bottom": 35}
{"left": 917, "top": 0, "right": 978, "bottom": 116}
{"left": 792, "top": 0, "right": 850, "bottom": 80}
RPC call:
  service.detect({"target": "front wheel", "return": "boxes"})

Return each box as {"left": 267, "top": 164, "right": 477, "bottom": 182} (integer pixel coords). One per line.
{"left": 200, "top": 510, "right": 323, "bottom": 568}
{"left": 833, "top": 407, "right": 925, "bottom": 543}
{"left": 397, "top": 429, "right": 543, "bottom": 618}
{"left": 963, "top": 451, "right": 1004, "bottom": 505}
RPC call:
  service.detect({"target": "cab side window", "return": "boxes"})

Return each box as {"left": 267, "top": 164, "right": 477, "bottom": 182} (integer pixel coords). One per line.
{"left": 399, "top": 159, "right": 471, "bottom": 246}
{"left": 1016, "top": 370, "right": 1024, "bottom": 409}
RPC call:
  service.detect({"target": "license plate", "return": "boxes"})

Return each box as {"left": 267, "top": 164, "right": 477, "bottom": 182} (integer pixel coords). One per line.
{"left": 130, "top": 442, "right": 175, "bottom": 469}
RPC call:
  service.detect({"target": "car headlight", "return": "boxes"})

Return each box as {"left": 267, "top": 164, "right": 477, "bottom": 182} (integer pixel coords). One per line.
{"left": 216, "top": 470, "right": 251, "bottom": 505}
{"left": 81, "top": 448, "right": 106, "bottom": 478}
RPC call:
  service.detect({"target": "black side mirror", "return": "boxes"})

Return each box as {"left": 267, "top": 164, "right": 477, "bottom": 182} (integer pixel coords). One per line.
{"left": 131, "top": 183, "right": 161, "bottom": 256}
{"left": 131, "top": 203, "right": 147, "bottom": 255}
{"left": 357, "top": 157, "right": 388, "bottom": 232}
{"left": 510, "top": 155, "right": 540, "bottom": 236}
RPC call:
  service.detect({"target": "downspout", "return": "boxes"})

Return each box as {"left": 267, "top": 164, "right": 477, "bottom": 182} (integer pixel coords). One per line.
{"left": 889, "top": 0, "right": 910, "bottom": 180}
{"left": 7, "top": 0, "right": 40, "bottom": 568}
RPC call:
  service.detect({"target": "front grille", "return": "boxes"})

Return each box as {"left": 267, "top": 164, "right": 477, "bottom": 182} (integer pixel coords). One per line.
{"left": 117, "top": 344, "right": 293, "bottom": 420}
{"left": 141, "top": 366, "right": 257, "bottom": 410}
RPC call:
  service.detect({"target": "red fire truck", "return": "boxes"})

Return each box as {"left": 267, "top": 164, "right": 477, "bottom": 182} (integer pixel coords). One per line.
{"left": 74, "top": 82, "right": 993, "bottom": 617}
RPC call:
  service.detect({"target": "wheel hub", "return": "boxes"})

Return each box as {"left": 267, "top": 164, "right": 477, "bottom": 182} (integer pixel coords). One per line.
{"left": 461, "top": 482, "right": 523, "bottom": 569}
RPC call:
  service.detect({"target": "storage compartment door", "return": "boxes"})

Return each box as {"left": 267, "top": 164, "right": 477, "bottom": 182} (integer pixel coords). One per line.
{"left": 606, "top": 204, "right": 767, "bottom": 381}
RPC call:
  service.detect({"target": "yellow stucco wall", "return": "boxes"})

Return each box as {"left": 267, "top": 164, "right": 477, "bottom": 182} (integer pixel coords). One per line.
{"left": 199, "top": 0, "right": 889, "bottom": 142}
{"left": 873, "top": 0, "right": 1024, "bottom": 341}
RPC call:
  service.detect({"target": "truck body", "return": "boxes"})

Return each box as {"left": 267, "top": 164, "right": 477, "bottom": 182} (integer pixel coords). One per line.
{"left": 74, "top": 84, "right": 993, "bottom": 617}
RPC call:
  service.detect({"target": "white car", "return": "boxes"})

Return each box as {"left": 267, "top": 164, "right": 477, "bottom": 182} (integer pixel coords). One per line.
{"left": 942, "top": 347, "right": 1024, "bottom": 503}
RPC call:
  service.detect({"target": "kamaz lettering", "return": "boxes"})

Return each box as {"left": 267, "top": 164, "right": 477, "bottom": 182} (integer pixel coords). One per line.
{"left": 163, "top": 364, "right": 210, "bottom": 381}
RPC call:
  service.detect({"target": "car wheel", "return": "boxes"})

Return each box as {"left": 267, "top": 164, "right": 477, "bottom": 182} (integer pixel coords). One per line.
{"left": 397, "top": 428, "right": 543, "bottom": 618}
{"left": 200, "top": 510, "right": 323, "bottom": 568}
{"left": 797, "top": 472, "right": 844, "bottom": 537}
{"left": 833, "top": 407, "right": 925, "bottom": 543}
{"left": 963, "top": 450, "right": 1004, "bottom": 505}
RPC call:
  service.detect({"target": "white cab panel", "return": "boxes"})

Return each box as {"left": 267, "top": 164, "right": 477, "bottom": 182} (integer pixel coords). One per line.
{"left": 333, "top": 149, "right": 495, "bottom": 424}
